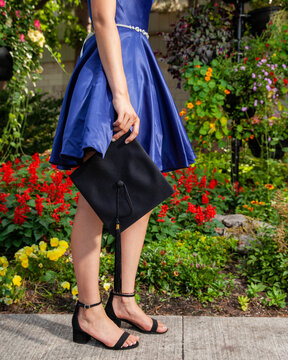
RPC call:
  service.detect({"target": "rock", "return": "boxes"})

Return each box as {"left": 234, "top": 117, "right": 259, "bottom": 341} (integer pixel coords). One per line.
{"left": 222, "top": 214, "right": 247, "bottom": 228}
{"left": 214, "top": 213, "right": 276, "bottom": 253}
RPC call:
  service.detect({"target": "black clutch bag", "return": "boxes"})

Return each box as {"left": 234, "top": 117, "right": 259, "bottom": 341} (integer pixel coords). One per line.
{"left": 69, "top": 130, "right": 174, "bottom": 292}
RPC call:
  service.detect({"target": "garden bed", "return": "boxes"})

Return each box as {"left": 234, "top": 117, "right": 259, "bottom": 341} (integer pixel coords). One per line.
{"left": 1, "top": 260, "right": 288, "bottom": 317}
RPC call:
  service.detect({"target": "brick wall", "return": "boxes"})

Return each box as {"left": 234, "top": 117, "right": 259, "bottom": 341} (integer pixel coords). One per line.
{"left": 33, "top": 10, "right": 188, "bottom": 112}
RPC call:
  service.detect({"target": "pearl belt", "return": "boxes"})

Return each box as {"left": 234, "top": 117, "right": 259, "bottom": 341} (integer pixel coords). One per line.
{"left": 80, "top": 23, "right": 149, "bottom": 58}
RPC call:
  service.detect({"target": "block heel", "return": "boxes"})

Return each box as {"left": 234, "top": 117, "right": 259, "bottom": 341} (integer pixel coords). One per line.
{"left": 105, "top": 290, "right": 168, "bottom": 334}
{"left": 73, "top": 328, "right": 91, "bottom": 344}
{"left": 71, "top": 299, "right": 139, "bottom": 350}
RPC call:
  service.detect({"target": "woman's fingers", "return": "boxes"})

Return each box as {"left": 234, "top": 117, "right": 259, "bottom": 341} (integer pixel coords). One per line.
{"left": 112, "top": 112, "right": 139, "bottom": 142}
{"left": 124, "top": 116, "right": 140, "bottom": 143}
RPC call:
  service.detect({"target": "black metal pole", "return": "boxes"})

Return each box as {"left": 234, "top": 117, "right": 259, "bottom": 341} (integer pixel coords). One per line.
{"left": 231, "top": 1, "right": 248, "bottom": 186}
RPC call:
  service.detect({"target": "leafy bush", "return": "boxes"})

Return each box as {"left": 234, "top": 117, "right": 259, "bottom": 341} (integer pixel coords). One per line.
{"left": 236, "top": 227, "right": 288, "bottom": 300}
{"left": 137, "top": 230, "right": 238, "bottom": 303}
{"left": 0, "top": 90, "right": 62, "bottom": 155}
{"left": 163, "top": 1, "right": 236, "bottom": 87}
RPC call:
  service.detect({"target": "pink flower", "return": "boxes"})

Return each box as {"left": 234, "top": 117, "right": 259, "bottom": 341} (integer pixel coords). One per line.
{"left": 20, "top": 34, "right": 25, "bottom": 42}
{"left": 0, "top": 0, "right": 5, "bottom": 8}
{"left": 15, "top": 10, "right": 20, "bottom": 18}
{"left": 34, "top": 19, "right": 41, "bottom": 29}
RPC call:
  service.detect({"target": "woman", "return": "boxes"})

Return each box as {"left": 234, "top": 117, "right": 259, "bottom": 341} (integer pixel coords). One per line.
{"left": 49, "top": 0, "right": 196, "bottom": 350}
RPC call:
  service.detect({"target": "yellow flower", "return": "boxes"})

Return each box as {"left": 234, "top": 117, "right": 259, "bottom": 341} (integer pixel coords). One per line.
{"left": 24, "top": 246, "right": 33, "bottom": 256}
{"left": 12, "top": 275, "right": 22, "bottom": 287}
{"left": 0, "top": 267, "right": 7, "bottom": 276}
{"left": 39, "top": 242, "right": 47, "bottom": 253}
{"left": 61, "top": 281, "right": 70, "bottom": 290}
{"left": 201, "top": 236, "right": 206, "bottom": 242}
{"left": 38, "top": 263, "right": 43, "bottom": 268}
{"left": 72, "top": 286, "right": 78, "bottom": 296}
{"left": 46, "top": 249, "right": 60, "bottom": 261}
{"left": 187, "top": 102, "right": 194, "bottom": 109}
{"left": 21, "top": 260, "right": 29, "bottom": 268}
{"left": 59, "top": 240, "right": 69, "bottom": 250}
{"left": 209, "top": 122, "right": 216, "bottom": 131}
{"left": 50, "top": 237, "right": 59, "bottom": 247}
{"left": 103, "top": 283, "right": 111, "bottom": 291}
{"left": 0, "top": 256, "right": 8, "bottom": 267}
{"left": 31, "top": 244, "right": 39, "bottom": 252}
{"left": 3, "top": 297, "right": 13, "bottom": 305}
{"left": 19, "top": 253, "right": 28, "bottom": 262}
{"left": 196, "top": 100, "right": 202, "bottom": 105}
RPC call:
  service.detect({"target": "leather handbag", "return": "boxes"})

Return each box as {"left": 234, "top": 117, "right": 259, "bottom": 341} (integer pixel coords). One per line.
{"left": 69, "top": 130, "right": 174, "bottom": 292}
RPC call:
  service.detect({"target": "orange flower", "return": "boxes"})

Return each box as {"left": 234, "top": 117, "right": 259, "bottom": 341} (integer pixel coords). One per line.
{"left": 265, "top": 184, "right": 274, "bottom": 190}
{"left": 195, "top": 65, "right": 201, "bottom": 68}
{"left": 179, "top": 111, "right": 184, "bottom": 116}
{"left": 250, "top": 134, "right": 254, "bottom": 139}
{"left": 224, "top": 89, "right": 230, "bottom": 94}
{"left": 160, "top": 250, "right": 166, "bottom": 256}
{"left": 182, "top": 108, "right": 187, "bottom": 115}
{"left": 173, "top": 271, "right": 179, "bottom": 277}
{"left": 184, "top": 116, "right": 189, "bottom": 121}
{"left": 205, "top": 77, "right": 211, "bottom": 81}
{"left": 187, "top": 102, "right": 194, "bottom": 109}
{"left": 196, "top": 100, "right": 202, "bottom": 105}
{"left": 248, "top": 207, "right": 253, "bottom": 211}
{"left": 207, "top": 67, "right": 213, "bottom": 72}
{"left": 243, "top": 204, "right": 248, "bottom": 208}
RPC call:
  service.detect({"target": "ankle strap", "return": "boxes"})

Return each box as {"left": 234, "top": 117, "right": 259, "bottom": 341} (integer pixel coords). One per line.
{"left": 112, "top": 290, "right": 135, "bottom": 297}
{"left": 78, "top": 299, "right": 102, "bottom": 309}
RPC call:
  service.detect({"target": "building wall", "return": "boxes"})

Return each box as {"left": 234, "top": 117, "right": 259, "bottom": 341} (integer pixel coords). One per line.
{"left": 34, "top": 10, "right": 188, "bottom": 112}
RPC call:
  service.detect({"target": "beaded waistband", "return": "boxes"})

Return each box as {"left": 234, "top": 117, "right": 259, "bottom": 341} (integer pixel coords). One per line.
{"left": 80, "top": 23, "right": 149, "bottom": 58}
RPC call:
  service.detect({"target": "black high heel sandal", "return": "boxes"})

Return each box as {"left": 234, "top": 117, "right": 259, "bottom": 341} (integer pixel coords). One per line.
{"left": 72, "top": 299, "right": 139, "bottom": 350}
{"left": 105, "top": 291, "right": 168, "bottom": 334}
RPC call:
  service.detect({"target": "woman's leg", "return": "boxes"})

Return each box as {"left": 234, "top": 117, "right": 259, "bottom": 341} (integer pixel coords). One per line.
{"left": 70, "top": 149, "right": 139, "bottom": 348}
{"left": 111, "top": 210, "right": 168, "bottom": 333}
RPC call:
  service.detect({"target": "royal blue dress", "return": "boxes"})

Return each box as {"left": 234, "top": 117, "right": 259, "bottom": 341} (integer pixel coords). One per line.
{"left": 49, "top": 0, "right": 196, "bottom": 172}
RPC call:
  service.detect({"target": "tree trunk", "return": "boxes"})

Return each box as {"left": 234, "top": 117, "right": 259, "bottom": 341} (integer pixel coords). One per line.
{"left": 74, "top": 0, "right": 90, "bottom": 65}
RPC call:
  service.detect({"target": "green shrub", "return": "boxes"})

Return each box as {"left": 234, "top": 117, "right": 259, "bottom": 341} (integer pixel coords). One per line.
{"left": 137, "top": 230, "right": 239, "bottom": 303}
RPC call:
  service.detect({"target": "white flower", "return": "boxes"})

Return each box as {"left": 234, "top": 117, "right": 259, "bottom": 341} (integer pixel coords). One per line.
{"left": 5, "top": 18, "right": 12, "bottom": 27}
{"left": 103, "top": 283, "right": 111, "bottom": 291}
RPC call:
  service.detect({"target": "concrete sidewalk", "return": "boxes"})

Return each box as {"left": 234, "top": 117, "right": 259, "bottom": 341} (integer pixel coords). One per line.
{"left": 0, "top": 314, "right": 288, "bottom": 360}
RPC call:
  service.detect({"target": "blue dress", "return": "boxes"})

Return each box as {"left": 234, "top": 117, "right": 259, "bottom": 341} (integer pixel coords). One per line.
{"left": 49, "top": 0, "right": 196, "bottom": 172}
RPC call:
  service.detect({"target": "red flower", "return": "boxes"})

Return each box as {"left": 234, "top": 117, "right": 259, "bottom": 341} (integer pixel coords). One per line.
{"left": 208, "top": 178, "right": 218, "bottom": 189}
{"left": 35, "top": 194, "right": 44, "bottom": 217}
{"left": 186, "top": 202, "right": 196, "bottom": 214}
{"left": 202, "top": 193, "right": 209, "bottom": 204}
{"left": 199, "top": 175, "right": 207, "bottom": 188}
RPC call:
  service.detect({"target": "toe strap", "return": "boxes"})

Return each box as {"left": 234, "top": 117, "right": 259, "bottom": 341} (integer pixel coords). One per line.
{"left": 113, "top": 331, "right": 130, "bottom": 349}
{"left": 150, "top": 318, "right": 158, "bottom": 333}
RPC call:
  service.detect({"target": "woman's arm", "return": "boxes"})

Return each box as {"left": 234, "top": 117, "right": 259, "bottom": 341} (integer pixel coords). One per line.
{"left": 90, "top": 0, "right": 140, "bottom": 143}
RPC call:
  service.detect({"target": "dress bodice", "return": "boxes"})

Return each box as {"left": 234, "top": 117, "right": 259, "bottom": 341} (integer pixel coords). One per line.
{"left": 88, "top": 0, "right": 154, "bottom": 32}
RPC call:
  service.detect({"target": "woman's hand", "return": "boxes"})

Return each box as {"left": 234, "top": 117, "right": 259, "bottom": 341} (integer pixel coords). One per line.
{"left": 112, "top": 94, "right": 140, "bottom": 144}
